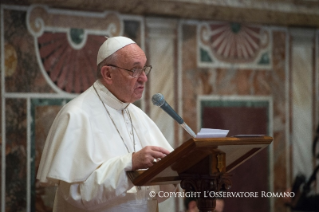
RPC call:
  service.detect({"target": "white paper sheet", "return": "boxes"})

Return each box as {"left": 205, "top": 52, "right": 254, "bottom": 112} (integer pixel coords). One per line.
{"left": 195, "top": 128, "right": 229, "bottom": 138}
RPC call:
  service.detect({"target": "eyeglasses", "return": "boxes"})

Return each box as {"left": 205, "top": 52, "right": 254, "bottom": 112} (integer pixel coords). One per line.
{"left": 107, "top": 64, "right": 152, "bottom": 78}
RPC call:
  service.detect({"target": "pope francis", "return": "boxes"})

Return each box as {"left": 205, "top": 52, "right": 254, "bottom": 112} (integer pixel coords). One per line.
{"left": 37, "top": 36, "right": 176, "bottom": 211}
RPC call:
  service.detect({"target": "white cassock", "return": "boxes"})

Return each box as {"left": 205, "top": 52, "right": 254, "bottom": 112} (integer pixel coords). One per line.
{"left": 37, "top": 80, "right": 176, "bottom": 212}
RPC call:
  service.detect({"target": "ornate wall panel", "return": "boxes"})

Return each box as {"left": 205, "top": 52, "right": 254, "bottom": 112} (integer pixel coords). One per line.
{"left": 181, "top": 20, "right": 288, "bottom": 212}
{"left": 198, "top": 22, "right": 272, "bottom": 69}
{"left": 26, "top": 5, "right": 128, "bottom": 94}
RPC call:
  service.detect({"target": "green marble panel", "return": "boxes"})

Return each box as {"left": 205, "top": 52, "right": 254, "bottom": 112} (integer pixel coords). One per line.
{"left": 30, "top": 98, "right": 71, "bottom": 211}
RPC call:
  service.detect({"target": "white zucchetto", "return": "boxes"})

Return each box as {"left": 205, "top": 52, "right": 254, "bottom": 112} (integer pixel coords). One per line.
{"left": 96, "top": 36, "right": 136, "bottom": 65}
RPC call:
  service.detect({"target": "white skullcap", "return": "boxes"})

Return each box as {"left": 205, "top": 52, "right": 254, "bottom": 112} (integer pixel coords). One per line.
{"left": 96, "top": 36, "right": 136, "bottom": 65}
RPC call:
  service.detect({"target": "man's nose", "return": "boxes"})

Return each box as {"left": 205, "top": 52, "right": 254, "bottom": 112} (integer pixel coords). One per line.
{"left": 137, "top": 71, "right": 148, "bottom": 82}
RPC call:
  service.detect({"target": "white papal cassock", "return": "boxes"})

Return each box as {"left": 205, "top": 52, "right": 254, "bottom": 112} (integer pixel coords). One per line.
{"left": 37, "top": 80, "right": 176, "bottom": 212}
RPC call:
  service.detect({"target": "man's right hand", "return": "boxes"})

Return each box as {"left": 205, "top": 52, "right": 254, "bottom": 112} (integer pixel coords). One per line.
{"left": 131, "top": 146, "right": 170, "bottom": 170}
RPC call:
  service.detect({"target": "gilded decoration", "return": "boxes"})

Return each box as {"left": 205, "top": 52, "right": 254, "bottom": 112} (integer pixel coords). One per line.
{"left": 4, "top": 43, "right": 18, "bottom": 77}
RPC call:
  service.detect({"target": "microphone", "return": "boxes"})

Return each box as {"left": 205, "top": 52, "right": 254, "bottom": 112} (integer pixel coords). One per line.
{"left": 152, "top": 93, "right": 197, "bottom": 138}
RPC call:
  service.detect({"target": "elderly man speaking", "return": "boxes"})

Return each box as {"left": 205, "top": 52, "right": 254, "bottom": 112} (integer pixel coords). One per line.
{"left": 37, "top": 36, "right": 175, "bottom": 211}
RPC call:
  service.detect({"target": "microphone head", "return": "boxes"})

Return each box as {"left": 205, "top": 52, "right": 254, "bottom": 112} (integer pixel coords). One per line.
{"left": 152, "top": 93, "right": 165, "bottom": 106}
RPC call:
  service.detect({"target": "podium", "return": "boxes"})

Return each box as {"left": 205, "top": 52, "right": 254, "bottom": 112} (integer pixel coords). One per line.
{"left": 127, "top": 136, "right": 273, "bottom": 212}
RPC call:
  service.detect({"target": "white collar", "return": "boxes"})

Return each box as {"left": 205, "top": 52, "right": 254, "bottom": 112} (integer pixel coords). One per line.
{"left": 94, "top": 80, "right": 130, "bottom": 110}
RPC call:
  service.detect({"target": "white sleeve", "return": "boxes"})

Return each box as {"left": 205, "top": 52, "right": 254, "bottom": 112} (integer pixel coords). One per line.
{"left": 58, "top": 153, "right": 134, "bottom": 210}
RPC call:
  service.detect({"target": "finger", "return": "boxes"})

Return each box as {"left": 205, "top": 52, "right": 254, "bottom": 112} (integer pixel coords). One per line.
{"left": 132, "top": 151, "right": 153, "bottom": 170}
{"left": 149, "top": 150, "right": 168, "bottom": 159}
{"left": 144, "top": 154, "right": 156, "bottom": 165}
{"left": 150, "top": 146, "right": 171, "bottom": 155}
{"left": 145, "top": 159, "right": 154, "bottom": 168}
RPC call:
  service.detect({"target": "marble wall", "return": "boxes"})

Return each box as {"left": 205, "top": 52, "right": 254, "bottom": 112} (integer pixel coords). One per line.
{"left": 1, "top": 3, "right": 319, "bottom": 212}
{"left": 180, "top": 21, "right": 288, "bottom": 211}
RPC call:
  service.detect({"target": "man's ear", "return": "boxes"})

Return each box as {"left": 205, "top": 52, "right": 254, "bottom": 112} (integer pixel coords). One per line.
{"left": 100, "top": 66, "right": 113, "bottom": 84}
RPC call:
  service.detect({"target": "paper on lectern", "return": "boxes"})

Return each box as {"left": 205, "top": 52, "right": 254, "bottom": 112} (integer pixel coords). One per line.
{"left": 195, "top": 128, "right": 229, "bottom": 138}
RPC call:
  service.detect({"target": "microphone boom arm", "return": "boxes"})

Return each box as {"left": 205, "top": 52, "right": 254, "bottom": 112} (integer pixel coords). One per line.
{"left": 152, "top": 93, "right": 197, "bottom": 138}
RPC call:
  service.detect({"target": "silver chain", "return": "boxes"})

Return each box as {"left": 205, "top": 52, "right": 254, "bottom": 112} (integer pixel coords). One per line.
{"left": 93, "top": 84, "right": 136, "bottom": 153}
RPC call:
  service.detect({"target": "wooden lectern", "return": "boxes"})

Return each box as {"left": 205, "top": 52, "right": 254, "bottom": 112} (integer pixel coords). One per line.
{"left": 127, "top": 136, "right": 273, "bottom": 212}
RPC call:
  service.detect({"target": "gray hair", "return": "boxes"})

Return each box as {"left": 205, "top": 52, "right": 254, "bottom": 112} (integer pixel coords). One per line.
{"left": 96, "top": 52, "right": 118, "bottom": 79}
